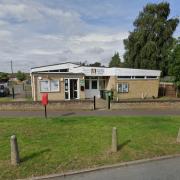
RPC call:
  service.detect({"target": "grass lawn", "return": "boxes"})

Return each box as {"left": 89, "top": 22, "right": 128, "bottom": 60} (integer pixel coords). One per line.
{"left": 0, "top": 96, "right": 33, "bottom": 102}
{"left": 1, "top": 116, "right": 180, "bottom": 179}
{"left": 0, "top": 97, "right": 13, "bottom": 102}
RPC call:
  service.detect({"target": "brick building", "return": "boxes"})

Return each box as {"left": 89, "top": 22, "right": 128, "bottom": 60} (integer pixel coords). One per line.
{"left": 30, "top": 62, "right": 161, "bottom": 101}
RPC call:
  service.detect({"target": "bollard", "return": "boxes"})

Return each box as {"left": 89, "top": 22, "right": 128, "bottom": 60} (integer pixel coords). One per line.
{"left": 112, "top": 127, "right": 118, "bottom": 152}
{"left": 10, "top": 135, "right": 20, "bottom": 165}
{"left": 177, "top": 128, "right": 180, "bottom": 143}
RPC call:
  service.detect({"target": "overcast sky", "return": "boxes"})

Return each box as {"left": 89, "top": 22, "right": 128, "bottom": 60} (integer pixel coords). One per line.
{"left": 0, "top": 0, "right": 179, "bottom": 72}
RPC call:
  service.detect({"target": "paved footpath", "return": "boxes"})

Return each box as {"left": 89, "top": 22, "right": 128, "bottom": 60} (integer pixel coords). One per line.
{"left": 0, "top": 109, "right": 180, "bottom": 117}
{"left": 44, "top": 156, "right": 180, "bottom": 180}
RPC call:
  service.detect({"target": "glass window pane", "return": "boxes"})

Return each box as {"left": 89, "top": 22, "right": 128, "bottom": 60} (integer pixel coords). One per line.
{"left": 85, "top": 80, "right": 89, "bottom": 89}
{"left": 118, "top": 84, "right": 122, "bottom": 93}
{"left": 92, "top": 80, "right": 97, "bottom": 89}
{"left": 118, "top": 83, "right": 128, "bottom": 93}
{"left": 74, "top": 91, "right": 77, "bottom": 98}
{"left": 50, "top": 80, "right": 59, "bottom": 92}
{"left": 40, "top": 80, "right": 49, "bottom": 92}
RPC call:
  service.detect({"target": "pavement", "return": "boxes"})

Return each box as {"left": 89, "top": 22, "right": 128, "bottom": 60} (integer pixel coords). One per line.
{"left": 0, "top": 109, "right": 180, "bottom": 117}
{"left": 36, "top": 156, "right": 180, "bottom": 180}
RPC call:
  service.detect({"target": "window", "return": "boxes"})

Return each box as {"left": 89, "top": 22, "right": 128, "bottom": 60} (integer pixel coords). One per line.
{"left": 85, "top": 79, "right": 89, "bottom": 89}
{"left": 118, "top": 76, "right": 131, "bottom": 79}
{"left": 92, "top": 80, "right": 97, "bottom": 89}
{"left": 134, "top": 76, "right": 145, "bottom": 79}
{"left": 50, "top": 80, "right": 59, "bottom": 92}
{"left": 39, "top": 80, "right": 59, "bottom": 92}
{"left": 117, "top": 83, "right": 129, "bottom": 93}
{"left": 146, "top": 76, "right": 157, "bottom": 79}
{"left": 40, "top": 80, "right": 50, "bottom": 92}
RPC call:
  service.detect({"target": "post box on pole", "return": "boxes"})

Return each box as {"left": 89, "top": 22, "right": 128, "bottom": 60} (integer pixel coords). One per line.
{"left": 41, "top": 93, "right": 48, "bottom": 118}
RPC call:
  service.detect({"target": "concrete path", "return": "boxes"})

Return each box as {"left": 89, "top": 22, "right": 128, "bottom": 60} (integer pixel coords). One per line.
{"left": 43, "top": 156, "right": 180, "bottom": 180}
{"left": 0, "top": 109, "right": 180, "bottom": 117}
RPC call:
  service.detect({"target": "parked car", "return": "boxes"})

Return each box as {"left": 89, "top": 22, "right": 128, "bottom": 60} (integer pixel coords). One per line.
{"left": 0, "top": 84, "right": 10, "bottom": 97}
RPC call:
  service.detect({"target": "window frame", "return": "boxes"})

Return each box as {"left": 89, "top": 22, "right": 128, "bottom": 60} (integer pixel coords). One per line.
{"left": 117, "top": 83, "right": 129, "bottom": 93}
{"left": 91, "top": 79, "right": 98, "bottom": 89}
{"left": 39, "top": 79, "right": 60, "bottom": 93}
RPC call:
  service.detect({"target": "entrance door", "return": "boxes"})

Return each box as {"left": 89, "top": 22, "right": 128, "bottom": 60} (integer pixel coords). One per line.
{"left": 64, "top": 78, "right": 79, "bottom": 100}
{"left": 70, "top": 79, "right": 78, "bottom": 99}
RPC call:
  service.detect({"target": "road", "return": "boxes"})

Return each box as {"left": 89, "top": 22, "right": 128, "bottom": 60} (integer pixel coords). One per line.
{"left": 46, "top": 156, "right": 180, "bottom": 180}
{"left": 0, "top": 109, "right": 180, "bottom": 117}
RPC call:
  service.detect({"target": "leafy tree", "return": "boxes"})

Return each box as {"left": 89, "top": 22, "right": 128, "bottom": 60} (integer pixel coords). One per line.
{"left": 0, "top": 72, "right": 9, "bottom": 82}
{"left": 124, "top": 2, "right": 179, "bottom": 76}
{"left": 169, "top": 37, "right": 180, "bottom": 96}
{"left": 89, "top": 62, "right": 102, "bottom": 67}
{"left": 16, "top": 71, "right": 26, "bottom": 81}
{"left": 109, "top": 52, "right": 123, "bottom": 67}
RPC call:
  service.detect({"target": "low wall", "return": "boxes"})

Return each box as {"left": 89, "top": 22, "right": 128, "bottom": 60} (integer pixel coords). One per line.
{"left": 0, "top": 100, "right": 94, "bottom": 111}
{"left": 111, "top": 99, "right": 180, "bottom": 110}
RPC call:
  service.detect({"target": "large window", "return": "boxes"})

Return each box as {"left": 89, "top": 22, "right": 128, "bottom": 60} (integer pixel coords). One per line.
{"left": 117, "top": 83, "right": 129, "bottom": 93}
{"left": 40, "top": 80, "right": 59, "bottom": 92}
{"left": 85, "top": 79, "right": 89, "bottom": 89}
{"left": 91, "top": 80, "right": 97, "bottom": 89}
{"left": 40, "top": 80, "right": 50, "bottom": 92}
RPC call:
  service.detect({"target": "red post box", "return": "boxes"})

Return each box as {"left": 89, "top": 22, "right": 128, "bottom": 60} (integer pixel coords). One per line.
{"left": 42, "top": 93, "right": 48, "bottom": 119}
{"left": 42, "top": 93, "right": 48, "bottom": 106}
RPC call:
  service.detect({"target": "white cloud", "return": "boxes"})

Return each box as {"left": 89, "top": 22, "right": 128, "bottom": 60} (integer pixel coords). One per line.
{"left": 0, "top": 0, "right": 129, "bottom": 72}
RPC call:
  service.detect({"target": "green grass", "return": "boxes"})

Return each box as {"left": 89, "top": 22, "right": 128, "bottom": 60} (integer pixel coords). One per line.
{"left": 1, "top": 116, "right": 180, "bottom": 179}
{"left": 0, "top": 96, "right": 33, "bottom": 102}
{"left": 0, "top": 97, "right": 13, "bottom": 102}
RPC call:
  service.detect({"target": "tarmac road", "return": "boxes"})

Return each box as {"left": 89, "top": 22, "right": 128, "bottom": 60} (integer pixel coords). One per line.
{"left": 0, "top": 109, "right": 180, "bottom": 117}
{"left": 45, "top": 156, "right": 180, "bottom": 180}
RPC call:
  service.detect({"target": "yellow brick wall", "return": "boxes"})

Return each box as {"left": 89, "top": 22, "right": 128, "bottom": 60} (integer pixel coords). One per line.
{"left": 32, "top": 73, "right": 85, "bottom": 101}
{"left": 115, "top": 78, "right": 160, "bottom": 99}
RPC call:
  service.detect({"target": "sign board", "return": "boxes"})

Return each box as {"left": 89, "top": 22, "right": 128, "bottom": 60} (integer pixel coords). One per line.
{"left": 80, "top": 79, "right": 85, "bottom": 86}
{"left": 83, "top": 68, "right": 105, "bottom": 76}
{"left": 91, "top": 68, "right": 105, "bottom": 75}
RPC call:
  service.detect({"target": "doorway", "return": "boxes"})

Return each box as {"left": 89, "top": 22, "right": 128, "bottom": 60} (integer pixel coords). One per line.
{"left": 70, "top": 79, "right": 78, "bottom": 99}
{"left": 64, "top": 78, "right": 79, "bottom": 100}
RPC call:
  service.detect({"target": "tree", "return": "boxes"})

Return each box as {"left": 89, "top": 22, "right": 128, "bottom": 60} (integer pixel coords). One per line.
{"left": 109, "top": 52, "right": 123, "bottom": 67}
{"left": 16, "top": 71, "right": 26, "bottom": 81}
{"left": 169, "top": 37, "right": 180, "bottom": 97}
{"left": 0, "top": 72, "right": 9, "bottom": 82}
{"left": 123, "top": 2, "right": 179, "bottom": 76}
{"left": 89, "top": 62, "right": 102, "bottom": 67}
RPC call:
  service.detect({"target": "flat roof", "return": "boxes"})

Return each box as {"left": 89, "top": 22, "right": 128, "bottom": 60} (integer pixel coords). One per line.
{"left": 31, "top": 62, "right": 161, "bottom": 77}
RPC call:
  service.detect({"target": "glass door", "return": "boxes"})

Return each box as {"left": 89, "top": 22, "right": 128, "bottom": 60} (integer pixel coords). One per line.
{"left": 64, "top": 79, "right": 70, "bottom": 100}
{"left": 70, "top": 79, "right": 78, "bottom": 99}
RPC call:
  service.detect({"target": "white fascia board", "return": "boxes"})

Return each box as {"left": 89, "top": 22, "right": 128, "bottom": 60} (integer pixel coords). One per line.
{"left": 71, "top": 67, "right": 161, "bottom": 77}
{"left": 71, "top": 67, "right": 114, "bottom": 76}
{"left": 115, "top": 68, "right": 161, "bottom": 76}
{"left": 31, "top": 63, "right": 79, "bottom": 73}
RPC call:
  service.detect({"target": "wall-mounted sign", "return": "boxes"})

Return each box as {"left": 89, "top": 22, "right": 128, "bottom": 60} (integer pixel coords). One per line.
{"left": 80, "top": 79, "right": 85, "bottom": 86}
{"left": 91, "top": 68, "right": 105, "bottom": 75}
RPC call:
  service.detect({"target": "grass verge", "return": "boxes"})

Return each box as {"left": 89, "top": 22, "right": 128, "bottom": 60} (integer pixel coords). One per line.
{"left": 0, "top": 116, "right": 180, "bottom": 179}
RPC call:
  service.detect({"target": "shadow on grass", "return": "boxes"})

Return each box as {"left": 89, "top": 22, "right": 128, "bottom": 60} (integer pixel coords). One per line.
{"left": 21, "top": 148, "right": 51, "bottom": 162}
{"left": 118, "top": 140, "right": 131, "bottom": 151}
{"left": 61, "top": 112, "right": 76, "bottom": 116}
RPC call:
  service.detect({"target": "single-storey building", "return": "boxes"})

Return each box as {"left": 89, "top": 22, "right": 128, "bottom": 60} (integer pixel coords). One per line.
{"left": 30, "top": 62, "right": 161, "bottom": 101}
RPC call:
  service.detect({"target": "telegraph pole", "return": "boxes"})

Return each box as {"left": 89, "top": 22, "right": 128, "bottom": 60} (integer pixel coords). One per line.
{"left": 10, "top": 60, "right": 13, "bottom": 75}
{"left": 10, "top": 60, "right": 15, "bottom": 99}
